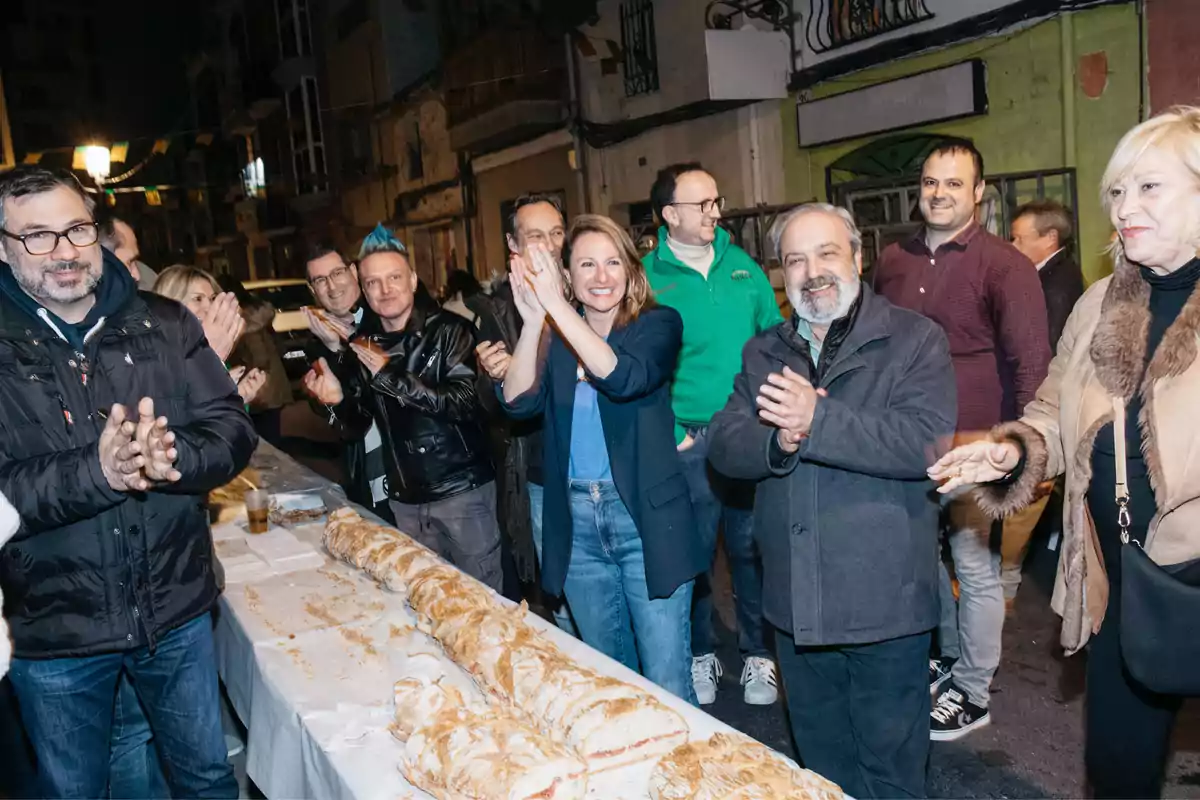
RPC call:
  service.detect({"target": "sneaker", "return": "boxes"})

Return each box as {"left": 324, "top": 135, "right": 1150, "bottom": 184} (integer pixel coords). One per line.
{"left": 928, "top": 656, "right": 955, "bottom": 695}
{"left": 740, "top": 656, "right": 779, "bottom": 705}
{"left": 691, "top": 653, "right": 723, "bottom": 705}
{"left": 225, "top": 733, "right": 245, "bottom": 758}
{"left": 930, "top": 682, "right": 991, "bottom": 741}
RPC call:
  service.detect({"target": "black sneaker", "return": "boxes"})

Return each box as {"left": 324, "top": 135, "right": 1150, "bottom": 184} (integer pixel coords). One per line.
{"left": 930, "top": 682, "right": 990, "bottom": 741}
{"left": 928, "top": 656, "right": 956, "bottom": 695}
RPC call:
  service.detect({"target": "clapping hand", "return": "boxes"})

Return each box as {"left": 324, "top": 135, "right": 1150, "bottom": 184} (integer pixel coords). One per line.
{"left": 927, "top": 440, "right": 1021, "bottom": 494}
{"left": 202, "top": 293, "right": 245, "bottom": 362}
{"left": 98, "top": 404, "right": 150, "bottom": 492}
{"left": 303, "top": 307, "right": 353, "bottom": 352}
{"left": 235, "top": 367, "right": 267, "bottom": 403}
{"left": 755, "top": 367, "right": 823, "bottom": 453}
{"left": 509, "top": 255, "right": 547, "bottom": 326}
{"left": 476, "top": 340, "right": 512, "bottom": 381}
{"left": 520, "top": 243, "right": 568, "bottom": 311}
{"left": 349, "top": 341, "right": 389, "bottom": 377}
{"left": 135, "top": 398, "right": 182, "bottom": 484}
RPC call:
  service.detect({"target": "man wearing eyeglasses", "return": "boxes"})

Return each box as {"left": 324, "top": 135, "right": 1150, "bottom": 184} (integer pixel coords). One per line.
{"left": 643, "top": 163, "right": 782, "bottom": 707}
{"left": 300, "top": 243, "right": 392, "bottom": 522}
{"left": 0, "top": 165, "right": 255, "bottom": 798}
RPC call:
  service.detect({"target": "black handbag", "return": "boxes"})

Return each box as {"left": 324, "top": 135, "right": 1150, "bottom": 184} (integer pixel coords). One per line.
{"left": 1111, "top": 397, "right": 1200, "bottom": 696}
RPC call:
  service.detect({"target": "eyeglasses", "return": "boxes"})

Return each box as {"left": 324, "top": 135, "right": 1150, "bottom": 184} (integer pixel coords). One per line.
{"left": 309, "top": 265, "right": 353, "bottom": 291}
{"left": 669, "top": 197, "right": 726, "bottom": 215}
{"left": 2, "top": 222, "right": 100, "bottom": 256}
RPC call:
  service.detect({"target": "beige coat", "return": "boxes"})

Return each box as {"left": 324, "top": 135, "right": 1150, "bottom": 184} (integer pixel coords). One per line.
{"left": 975, "top": 254, "right": 1200, "bottom": 654}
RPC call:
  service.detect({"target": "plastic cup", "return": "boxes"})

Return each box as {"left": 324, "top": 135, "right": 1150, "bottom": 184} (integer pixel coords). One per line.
{"left": 245, "top": 490, "right": 270, "bottom": 534}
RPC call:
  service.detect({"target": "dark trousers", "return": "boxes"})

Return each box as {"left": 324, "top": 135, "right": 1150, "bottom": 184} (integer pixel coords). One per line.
{"left": 0, "top": 677, "right": 37, "bottom": 799}
{"left": 390, "top": 481, "right": 503, "bottom": 592}
{"left": 678, "top": 426, "right": 767, "bottom": 659}
{"left": 776, "top": 627, "right": 931, "bottom": 799}
{"left": 1085, "top": 596, "right": 1182, "bottom": 798}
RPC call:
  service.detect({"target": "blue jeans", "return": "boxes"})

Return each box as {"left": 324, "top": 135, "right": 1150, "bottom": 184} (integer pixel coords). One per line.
{"left": 528, "top": 481, "right": 578, "bottom": 636}
{"left": 679, "top": 425, "right": 767, "bottom": 658}
{"left": 561, "top": 480, "right": 697, "bottom": 704}
{"left": 937, "top": 497, "right": 1004, "bottom": 708}
{"left": 776, "top": 627, "right": 932, "bottom": 799}
{"left": 8, "top": 612, "right": 237, "bottom": 799}
{"left": 108, "top": 675, "right": 170, "bottom": 799}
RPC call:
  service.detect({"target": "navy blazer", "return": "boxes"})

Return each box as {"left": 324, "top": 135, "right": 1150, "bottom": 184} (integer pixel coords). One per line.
{"left": 501, "top": 305, "right": 703, "bottom": 599}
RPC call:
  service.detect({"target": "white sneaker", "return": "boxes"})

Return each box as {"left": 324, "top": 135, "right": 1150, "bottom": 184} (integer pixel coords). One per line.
{"left": 691, "top": 653, "right": 723, "bottom": 705}
{"left": 740, "top": 656, "right": 779, "bottom": 705}
{"left": 225, "top": 733, "right": 245, "bottom": 758}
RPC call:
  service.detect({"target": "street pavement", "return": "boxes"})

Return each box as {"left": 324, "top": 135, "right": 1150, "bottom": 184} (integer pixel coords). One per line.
{"left": 702, "top": 531, "right": 1200, "bottom": 798}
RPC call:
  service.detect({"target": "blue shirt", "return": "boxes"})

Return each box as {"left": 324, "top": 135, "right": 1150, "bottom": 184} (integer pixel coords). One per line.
{"left": 568, "top": 374, "right": 612, "bottom": 481}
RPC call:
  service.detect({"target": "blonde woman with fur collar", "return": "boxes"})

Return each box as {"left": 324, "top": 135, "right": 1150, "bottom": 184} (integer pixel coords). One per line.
{"left": 930, "top": 106, "right": 1200, "bottom": 798}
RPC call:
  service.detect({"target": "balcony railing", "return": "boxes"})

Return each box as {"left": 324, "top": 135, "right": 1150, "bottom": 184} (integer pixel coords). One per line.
{"left": 805, "top": 0, "right": 934, "bottom": 54}
{"left": 443, "top": 27, "right": 568, "bottom": 129}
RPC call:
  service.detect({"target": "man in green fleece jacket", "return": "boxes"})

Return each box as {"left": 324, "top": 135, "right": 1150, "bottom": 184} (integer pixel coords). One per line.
{"left": 643, "top": 163, "right": 782, "bottom": 706}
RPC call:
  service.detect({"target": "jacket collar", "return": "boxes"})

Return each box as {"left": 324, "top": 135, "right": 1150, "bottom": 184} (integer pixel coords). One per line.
{"left": 773, "top": 283, "right": 890, "bottom": 385}
{"left": 1089, "top": 254, "right": 1200, "bottom": 402}
{"left": 652, "top": 224, "right": 732, "bottom": 272}
{"left": 0, "top": 253, "right": 142, "bottom": 345}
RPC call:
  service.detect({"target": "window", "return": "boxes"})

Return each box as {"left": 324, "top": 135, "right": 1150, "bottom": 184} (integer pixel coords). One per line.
{"left": 277, "top": 0, "right": 313, "bottom": 59}
{"left": 805, "top": 0, "right": 934, "bottom": 55}
{"left": 340, "top": 121, "right": 373, "bottom": 178}
{"left": 285, "top": 76, "right": 327, "bottom": 194}
{"left": 619, "top": 0, "right": 659, "bottom": 97}
{"left": 405, "top": 121, "right": 423, "bottom": 182}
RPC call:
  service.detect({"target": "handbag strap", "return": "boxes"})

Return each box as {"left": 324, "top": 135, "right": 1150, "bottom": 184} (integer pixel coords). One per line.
{"left": 1112, "top": 397, "right": 1137, "bottom": 547}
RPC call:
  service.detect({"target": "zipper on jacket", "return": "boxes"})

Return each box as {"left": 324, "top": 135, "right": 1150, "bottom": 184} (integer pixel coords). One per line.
{"left": 54, "top": 392, "right": 73, "bottom": 435}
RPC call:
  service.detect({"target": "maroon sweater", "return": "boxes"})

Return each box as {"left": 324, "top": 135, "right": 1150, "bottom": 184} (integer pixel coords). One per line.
{"left": 874, "top": 222, "right": 1051, "bottom": 432}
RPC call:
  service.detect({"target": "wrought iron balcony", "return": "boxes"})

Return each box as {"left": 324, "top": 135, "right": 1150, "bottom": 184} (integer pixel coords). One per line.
{"left": 805, "top": 0, "right": 934, "bottom": 54}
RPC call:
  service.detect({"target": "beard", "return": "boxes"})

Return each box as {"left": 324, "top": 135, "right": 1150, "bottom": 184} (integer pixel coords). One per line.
{"left": 789, "top": 273, "right": 860, "bottom": 326}
{"left": 13, "top": 258, "right": 104, "bottom": 305}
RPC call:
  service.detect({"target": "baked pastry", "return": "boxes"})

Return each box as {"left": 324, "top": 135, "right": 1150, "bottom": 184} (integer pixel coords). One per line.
{"left": 392, "top": 635, "right": 587, "bottom": 800}
{"left": 435, "top": 605, "right": 689, "bottom": 772}
{"left": 399, "top": 704, "right": 587, "bottom": 800}
{"left": 407, "top": 564, "right": 502, "bottom": 630}
{"left": 324, "top": 509, "right": 691, "bottom": 776}
{"left": 649, "top": 733, "right": 844, "bottom": 800}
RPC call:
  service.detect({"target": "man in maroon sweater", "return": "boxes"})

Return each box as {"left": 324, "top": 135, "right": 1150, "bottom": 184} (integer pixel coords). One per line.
{"left": 874, "top": 138, "right": 1051, "bottom": 741}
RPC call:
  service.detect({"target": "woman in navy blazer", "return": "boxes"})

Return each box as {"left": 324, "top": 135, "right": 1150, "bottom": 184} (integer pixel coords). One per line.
{"left": 500, "top": 214, "right": 703, "bottom": 702}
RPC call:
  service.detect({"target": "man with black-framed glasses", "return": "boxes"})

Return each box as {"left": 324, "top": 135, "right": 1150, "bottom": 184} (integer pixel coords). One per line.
{"left": 0, "top": 166, "right": 254, "bottom": 798}
{"left": 300, "top": 242, "right": 391, "bottom": 522}
{"left": 644, "top": 162, "right": 782, "bottom": 707}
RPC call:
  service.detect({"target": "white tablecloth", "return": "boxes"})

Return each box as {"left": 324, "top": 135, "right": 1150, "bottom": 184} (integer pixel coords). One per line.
{"left": 212, "top": 445, "right": 768, "bottom": 799}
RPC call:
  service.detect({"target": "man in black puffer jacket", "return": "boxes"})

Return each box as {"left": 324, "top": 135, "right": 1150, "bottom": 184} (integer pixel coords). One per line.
{"left": 305, "top": 225, "right": 501, "bottom": 591}
{"left": 0, "top": 166, "right": 256, "bottom": 798}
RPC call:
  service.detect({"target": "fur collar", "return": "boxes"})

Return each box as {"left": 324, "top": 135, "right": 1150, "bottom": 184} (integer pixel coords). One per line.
{"left": 1089, "top": 252, "right": 1200, "bottom": 499}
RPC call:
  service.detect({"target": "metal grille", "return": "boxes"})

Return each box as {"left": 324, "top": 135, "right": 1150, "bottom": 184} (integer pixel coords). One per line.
{"left": 620, "top": 0, "right": 660, "bottom": 97}
{"left": 806, "top": 0, "right": 934, "bottom": 54}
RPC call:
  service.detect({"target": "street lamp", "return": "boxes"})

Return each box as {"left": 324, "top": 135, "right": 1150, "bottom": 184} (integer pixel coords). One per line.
{"left": 83, "top": 145, "right": 111, "bottom": 184}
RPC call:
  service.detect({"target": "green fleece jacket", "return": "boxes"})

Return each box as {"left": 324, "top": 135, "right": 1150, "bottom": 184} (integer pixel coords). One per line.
{"left": 643, "top": 226, "right": 782, "bottom": 443}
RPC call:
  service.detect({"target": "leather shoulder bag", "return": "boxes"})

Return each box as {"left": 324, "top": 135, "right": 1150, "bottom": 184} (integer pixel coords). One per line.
{"left": 1112, "top": 397, "right": 1200, "bottom": 696}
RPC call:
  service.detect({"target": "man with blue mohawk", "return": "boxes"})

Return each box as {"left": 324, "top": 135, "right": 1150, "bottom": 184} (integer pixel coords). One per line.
{"left": 306, "top": 224, "right": 502, "bottom": 589}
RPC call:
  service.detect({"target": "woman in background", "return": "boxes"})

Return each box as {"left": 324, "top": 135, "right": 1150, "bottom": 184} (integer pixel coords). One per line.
{"left": 154, "top": 266, "right": 265, "bottom": 404}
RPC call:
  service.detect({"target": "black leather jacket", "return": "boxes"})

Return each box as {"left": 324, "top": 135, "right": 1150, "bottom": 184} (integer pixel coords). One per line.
{"left": 333, "top": 306, "right": 494, "bottom": 504}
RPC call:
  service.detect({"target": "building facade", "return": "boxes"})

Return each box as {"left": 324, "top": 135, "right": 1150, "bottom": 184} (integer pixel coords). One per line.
{"left": 782, "top": 0, "right": 1143, "bottom": 284}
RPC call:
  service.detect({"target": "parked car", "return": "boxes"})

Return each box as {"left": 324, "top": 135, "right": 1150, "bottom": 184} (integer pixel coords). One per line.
{"left": 242, "top": 279, "right": 317, "bottom": 386}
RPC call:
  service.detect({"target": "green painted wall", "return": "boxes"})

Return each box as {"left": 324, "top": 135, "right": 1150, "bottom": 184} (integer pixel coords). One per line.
{"left": 781, "top": 5, "right": 1141, "bottom": 284}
